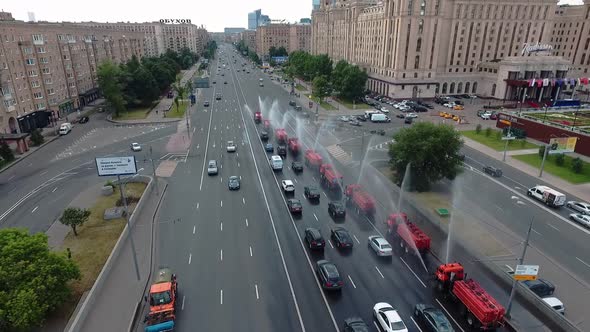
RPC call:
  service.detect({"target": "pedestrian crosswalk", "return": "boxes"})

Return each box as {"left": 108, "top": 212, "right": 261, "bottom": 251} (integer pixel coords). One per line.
{"left": 368, "top": 139, "right": 395, "bottom": 151}
{"left": 326, "top": 144, "right": 353, "bottom": 166}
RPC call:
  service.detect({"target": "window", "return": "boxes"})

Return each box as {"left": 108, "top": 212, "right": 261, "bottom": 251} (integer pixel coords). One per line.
{"left": 408, "top": 0, "right": 414, "bottom": 15}
{"left": 42, "top": 67, "right": 51, "bottom": 74}
{"left": 416, "top": 38, "right": 422, "bottom": 52}
{"left": 33, "top": 92, "right": 43, "bottom": 99}
{"left": 36, "top": 103, "right": 45, "bottom": 110}
{"left": 465, "top": 82, "right": 471, "bottom": 93}
{"left": 420, "top": 0, "right": 426, "bottom": 16}
{"left": 68, "top": 82, "right": 76, "bottom": 88}
{"left": 28, "top": 70, "right": 37, "bottom": 77}
{"left": 31, "top": 81, "right": 40, "bottom": 88}
{"left": 37, "top": 46, "right": 46, "bottom": 53}
{"left": 23, "top": 47, "right": 33, "bottom": 54}
{"left": 47, "top": 88, "right": 55, "bottom": 95}
{"left": 442, "top": 82, "right": 448, "bottom": 94}
{"left": 25, "top": 58, "right": 35, "bottom": 65}
{"left": 491, "top": 83, "right": 496, "bottom": 96}
{"left": 415, "top": 56, "right": 420, "bottom": 69}
{"left": 32, "top": 34, "right": 44, "bottom": 42}
{"left": 457, "top": 82, "right": 463, "bottom": 94}
{"left": 44, "top": 78, "right": 52, "bottom": 84}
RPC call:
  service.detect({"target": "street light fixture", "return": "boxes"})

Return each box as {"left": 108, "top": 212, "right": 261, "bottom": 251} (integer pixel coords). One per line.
{"left": 117, "top": 168, "right": 144, "bottom": 281}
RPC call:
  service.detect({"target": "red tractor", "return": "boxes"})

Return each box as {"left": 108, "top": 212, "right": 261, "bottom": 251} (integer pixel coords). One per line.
{"left": 319, "top": 164, "right": 343, "bottom": 191}
{"left": 344, "top": 184, "right": 375, "bottom": 217}
{"left": 435, "top": 263, "right": 505, "bottom": 330}
{"left": 304, "top": 149, "right": 323, "bottom": 170}
{"left": 254, "top": 111, "right": 262, "bottom": 124}
{"left": 275, "top": 128, "right": 288, "bottom": 144}
{"left": 386, "top": 213, "right": 430, "bottom": 255}
{"left": 288, "top": 138, "right": 301, "bottom": 155}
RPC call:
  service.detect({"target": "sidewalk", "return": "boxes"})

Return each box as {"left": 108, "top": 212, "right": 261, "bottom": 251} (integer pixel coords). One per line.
{"left": 463, "top": 137, "right": 590, "bottom": 202}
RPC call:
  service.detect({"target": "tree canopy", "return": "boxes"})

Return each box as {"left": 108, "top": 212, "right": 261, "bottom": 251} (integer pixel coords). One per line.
{"left": 332, "top": 60, "right": 368, "bottom": 101}
{"left": 389, "top": 122, "right": 464, "bottom": 192}
{"left": 269, "top": 46, "right": 288, "bottom": 58}
{"left": 60, "top": 207, "right": 91, "bottom": 236}
{"left": 0, "top": 228, "right": 80, "bottom": 331}
{"left": 203, "top": 40, "right": 217, "bottom": 59}
{"left": 312, "top": 75, "right": 332, "bottom": 101}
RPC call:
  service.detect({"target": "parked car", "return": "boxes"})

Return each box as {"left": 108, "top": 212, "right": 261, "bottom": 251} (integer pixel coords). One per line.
{"left": 396, "top": 113, "right": 406, "bottom": 119}
{"left": 569, "top": 213, "right": 590, "bottom": 228}
{"left": 523, "top": 279, "right": 555, "bottom": 297}
{"left": 331, "top": 227, "right": 354, "bottom": 248}
{"left": 78, "top": 116, "right": 89, "bottom": 124}
{"left": 265, "top": 143, "right": 274, "bottom": 152}
{"left": 368, "top": 236, "right": 393, "bottom": 257}
{"left": 328, "top": 201, "right": 346, "bottom": 218}
{"left": 349, "top": 119, "right": 361, "bottom": 126}
{"left": 343, "top": 317, "right": 370, "bottom": 332}
{"left": 226, "top": 141, "right": 237, "bottom": 152}
{"left": 287, "top": 198, "right": 302, "bottom": 213}
{"left": 483, "top": 165, "right": 502, "bottom": 177}
{"left": 373, "top": 303, "right": 408, "bottom": 332}
{"left": 204, "top": 100, "right": 210, "bottom": 107}
{"left": 542, "top": 297, "right": 565, "bottom": 315}
{"left": 566, "top": 201, "right": 590, "bottom": 214}
{"left": 260, "top": 131, "right": 269, "bottom": 141}
{"left": 316, "top": 260, "right": 343, "bottom": 290}
{"left": 207, "top": 160, "right": 218, "bottom": 175}
{"left": 228, "top": 176, "right": 240, "bottom": 190}
{"left": 281, "top": 180, "right": 295, "bottom": 193}
{"left": 404, "top": 117, "right": 413, "bottom": 124}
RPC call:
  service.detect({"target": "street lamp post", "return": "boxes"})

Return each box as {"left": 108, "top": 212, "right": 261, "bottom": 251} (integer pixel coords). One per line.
{"left": 506, "top": 218, "right": 533, "bottom": 318}
{"left": 117, "top": 171, "right": 143, "bottom": 281}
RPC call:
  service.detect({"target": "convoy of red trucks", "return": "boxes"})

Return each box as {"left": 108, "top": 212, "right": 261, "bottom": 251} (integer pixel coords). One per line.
{"left": 344, "top": 184, "right": 376, "bottom": 217}
{"left": 288, "top": 138, "right": 301, "bottom": 155}
{"left": 275, "top": 128, "right": 288, "bottom": 144}
{"left": 386, "top": 213, "right": 431, "bottom": 255}
{"left": 319, "top": 163, "right": 343, "bottom": 191}
{"left": 435, "top": 263, "right": 505, "bottom": 330}
{"left": 304, "top": 149, "right": 323, "bottom": 170}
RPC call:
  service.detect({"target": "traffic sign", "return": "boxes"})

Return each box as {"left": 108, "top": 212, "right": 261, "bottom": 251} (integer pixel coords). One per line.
{"left": 513, "top": 264, "right": 539, "bottom": 281}
{"left": 95, "top": 156, "right": 137, "bottom": 177}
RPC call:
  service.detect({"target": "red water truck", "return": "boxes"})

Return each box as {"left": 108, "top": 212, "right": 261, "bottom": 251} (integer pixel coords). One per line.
{"left": 435, "top": 263, "right": 505, "bottom": 330}
{"left": 288, "top": 138, "right": 301, "bottom": 155}
{"left": 275, "top": 128, "right": 288, "bottom": 144}
{"left": 263, "top": 120, "right": 271, "bottom": 130}
{"left": 254, "top": 111, "right": 262, "bottom": 124}
{"left": 304, "top": 149, "right": 323, "bottom": 170}
{"left": 319, "top": 164, "right": 343, "bottom": 191}
{"left": 344, "top": 184, "right": 376, "bottom": 217}
{"left": 386, "top": 213, "right": 430, "bottom": 255}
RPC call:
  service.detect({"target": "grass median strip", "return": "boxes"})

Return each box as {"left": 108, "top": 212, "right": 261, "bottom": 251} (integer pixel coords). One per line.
{"left": 513, "top": 153, "right": 590, "bottom": 184}
{"left": 461, "top": 129, "right": 538, "bottom": 151}
{"left": 112, "top": 106, "right": 153, "bottom": 120}
{"left": 167, "top": 100, "right": 188, "bottom": 118}
{"left": 56, "top": 182, "right": 147, "bottom": 319}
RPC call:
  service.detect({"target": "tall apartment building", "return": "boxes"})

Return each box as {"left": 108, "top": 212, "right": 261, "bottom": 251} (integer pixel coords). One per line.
{"left": 256, "top": 23, "right": 312, "bottom": 58}
{"left": 0, "top": 12, "right": 208, "bottom": 135}
{"left": 312, "top": 0, "right": 590, "bottom": 101}
{"left": 241, "top": 30, "right": 257, "bottom": 51}
{"left": 249, "top": 10, "right": 261, "bottom": 30}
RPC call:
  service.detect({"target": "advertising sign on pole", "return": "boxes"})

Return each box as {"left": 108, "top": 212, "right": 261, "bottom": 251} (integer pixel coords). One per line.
{"left": 95, "top": 156, "right": 137, "bottom": 176}
{"left": 548, "top": 137, "right": 578, "bottom": 154}
{"left": 514, "top": 264, "right": 540, "bottom": 281}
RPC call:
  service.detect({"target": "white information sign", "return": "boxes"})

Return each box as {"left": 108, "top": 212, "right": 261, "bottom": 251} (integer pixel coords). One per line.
{"left": 514, "top": 264, "right": 540, "bottom": 281}
{"left": 95, "top": 156, "right": 137, "bottom": 177}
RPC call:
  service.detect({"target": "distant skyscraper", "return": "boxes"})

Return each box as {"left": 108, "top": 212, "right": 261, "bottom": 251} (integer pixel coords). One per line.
{"left": 259, "top": 15, "right": 270, "bottom": 26}
{"left": 312, "top": 0, "right": 320, "bottom": 10}
{"left": 248, "top": 9, "right": 261, "bottom": 30}
{"left": 300, "top": 18, "right": 311, "bottom": 24}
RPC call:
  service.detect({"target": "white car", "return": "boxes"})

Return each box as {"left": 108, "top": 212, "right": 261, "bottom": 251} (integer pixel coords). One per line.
{"left": 131, "top": 143, "right": 142, "bottom": 151}
{"left": 480, "top": 112, "right": 492, "bottom": 120}
{"left": 569, "top": 214, "right": 590, "bottom": 228}
{"left": 281, "top": 180, "right": 295, "bottom": 193}
{"left": 226, "top": 141, "right": 236, "bottom": 152}
{"left": 373, "top": 303, "right": 408, "bottom": 332}
{"left": 405, "top": 113, "right": 418, "bottom": 119}
{"left": 368, "top": 236, "right": 393, "bottom": 256}
{"left": 399, "top": 105, "right": 411, "bottom": 112}
{"left": 444, "top": 103, "right": 455, "bottom": 108}
{"left": 566, "top": 201, "right": 590, "bottom": 214}
{"left": 392, "top": 103, "right": 402, "bottom": 109}
{"left": 339, "top": 115, "right": 350, "bottom": 122}
{"left": 542, "top": 297, "right": 565, "bottom": 315}
{"left": 380, "top": 107, "right": 390, "bottom": 113}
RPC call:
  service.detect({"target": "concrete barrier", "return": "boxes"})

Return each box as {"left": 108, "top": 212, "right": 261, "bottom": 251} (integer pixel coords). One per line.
{"left": 66, "top": 175, "right": 153, "bottom": 332}
{"left": 369, "top": 160, "right": 580, "bottom": 331}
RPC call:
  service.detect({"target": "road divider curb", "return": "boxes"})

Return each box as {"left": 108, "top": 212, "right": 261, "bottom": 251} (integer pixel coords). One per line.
{"left": 0, "top": 134, "right": 59, "bottom": 174}
{"left": 66, "top": 175, "right": 154, "bottom": 332}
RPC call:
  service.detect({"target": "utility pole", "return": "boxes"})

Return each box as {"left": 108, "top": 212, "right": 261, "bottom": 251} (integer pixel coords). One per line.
{"left": 539, "top": 144, "right": 549, "bottom": 177}
{"left": 149, "top": 146, "right": 159, "bottom": 196}
{"left": 505, "top": 218, "right": 533, "bottom": 317}
{"left": 117, "top": 174, "right": 141, "bottom": 281}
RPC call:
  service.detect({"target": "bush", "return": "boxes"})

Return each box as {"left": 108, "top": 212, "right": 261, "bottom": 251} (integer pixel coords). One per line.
{"left": 538, "top": 146, "right": 546, "bottom": 158}
{"left": 0, "top": 139, "right": 14, "bottom": 162}
{"left": 484, "top": 127, "right": 492, "bottom": 137}
{"left": 475, "top": 124, "right": 482, "bottom": 134}
{"left": 495, "top": 130, "right": 502, "bottom": 140}
{"left": 105, "top": 180, "right": 116, "bottom": 189}
{"left": 572, "top": 157, "right": 583, "bottom": 174}
{"left": 555, "top": 153, "right": 565, "bottom": 166}
{"left": 30, "top": 128, "right": 44, "bottom": 146}
{"left": 116, "top": 195, "right": 140, "bottom": 207}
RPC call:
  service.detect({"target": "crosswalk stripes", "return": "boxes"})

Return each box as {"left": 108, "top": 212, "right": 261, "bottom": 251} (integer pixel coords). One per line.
{"left": 368, "top": 139, "right": 395, "bottom": 151}
{"left": 326, "top": 144, "right": 354, "bottom": 166}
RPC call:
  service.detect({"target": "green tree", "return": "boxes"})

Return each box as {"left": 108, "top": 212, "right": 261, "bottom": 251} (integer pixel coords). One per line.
{"left": 60, "top": 207, "right": 91, "bottom": 236}
{"left": 572, "top": 157, "right": 583, "bottom": 174}
{"left": 287, "top": 51, "right": 311, "bottom": 79}
{"left": 249, "top": 50, "right": 261, "bottom": 65}
{"left": 0, "top": 139, "right": 14, "bottom": 162}
{"left": 538, "top": 145, "right": 546, "bottom": 158}
{"left": 130, "top": 67, "right": 159, "bottom": 106}
{"left": 334, "top": 62, "right": 367, "bottom": 101}
{"left": 309, "top": 54, "right": 333, "bottom": 79}
{"left": 97, "top": 61, "right": 126, "bottom": 117}
{"left": 0, "top": 228, "right": 80, "bottom": 331}
{"left": 555, "top": 153, "right": 565, "bottom": 166}
{"left": 172, "top": 77, "right": 187, "bottom": 113}
{"left": 484, "top": 127, "right": 492, "bottom": 137}
{"left": 30, "top": 128, "right": 44, "bottom": 146}
{"left": 389, "top": 122, "right": 464, "bottom": 192}
{"left": 277, "top": 46, "right": 288, "bottom": 57}
{"left": 268, "top": 46, "right": 278, "bottom": 57}
{"left": 475, "top": 124, "right": 482, "bottom": 134}
{"left": 312, "top": 75, "right": 332, "bottom": 102}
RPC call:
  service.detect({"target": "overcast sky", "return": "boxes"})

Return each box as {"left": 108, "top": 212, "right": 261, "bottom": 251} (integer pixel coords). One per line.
{"left": 1, "top": 0, "right": 584, "bottom": 32}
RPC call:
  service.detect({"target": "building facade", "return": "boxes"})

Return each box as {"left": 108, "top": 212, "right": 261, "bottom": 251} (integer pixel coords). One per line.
{"left": 289, "top": 24, "right": 312, "bottom": 54}
{"left": 256, "top": 23, "right": 312, "bottom": 58}
{"left": 312, "top": 0, "right": 590, "bottom": 100}
{"left": 0, "top": 12, "right": 208, "bottom": 135}
{"left": 241, "top": 30, "right": 257, "bottom": 51}
{"left": 248, "top": 10, "right": 261, "bottom": 30}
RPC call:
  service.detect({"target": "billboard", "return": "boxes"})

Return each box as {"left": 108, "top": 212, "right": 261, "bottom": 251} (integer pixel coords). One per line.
{"left": 548, "top": 137, "right": 578, "bottom": 154}
{"left": 271, "top": 56, "right": 289, "bottom": 64}
{"left": 95, "top": 156, "right": 137, "bottom": 176}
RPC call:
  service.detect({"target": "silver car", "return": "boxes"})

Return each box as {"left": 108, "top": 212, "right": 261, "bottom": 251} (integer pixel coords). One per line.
{"left": 207, "top": 160, "right": 218, "bottom": 175}
{"left": 566, "top": 201, "right": 590, "bottom": 214}
{"left": 368, "top": 236, "right": 393, "bottom": 256}
{"left": 569, "top": 214, "right": 590, "bottom": 228}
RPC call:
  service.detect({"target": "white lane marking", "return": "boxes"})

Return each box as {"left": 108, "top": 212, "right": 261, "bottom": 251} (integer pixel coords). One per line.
{"left": 31, "top": 206, "right": 38, "bottom": 213}
{"left": 220, "top": 177, "right": 223, "bottom": 183}
{"left": 547, "top": 223, "right": 560, "bottom": 232}
{"left": 293, "top": 178, "right": 298, "bottom": 183}
{"left": 373, "top": 321, "right": 380, "bottom": 331}
{"left": 245, "top": 218, "right": 249, "bottom": 227}
{"left": 199, "top": 87, "right": 216, "bottom": 191}
{"left": 250, "top": 246, "right": 253, "bottom": 257}
{"left": 577, "top": 257, "right": 590, "bottom": 269}
{"left": 220, "top": 222, "right": 223, "bottom": 231}
{"left": 7, "top": 175, "right": 15, "bottom": 181}
{"left": 353, "top": 234, "right": 360, "bottom": 244}
{"left": 323, "top": 191, "right": 328, "bottom": 197}
{"left": 220, "top": 164, "right": 223, "bottom": 169}
{"left": 347, "top": 275, "right": 357, "bottom": 288}
{"left": 181, "top": 295, "right": 186, "bottom": 310}
{"left": 238, "top": 162, "right": 240, "bottom": 167}
{"left": 188, "top": 253, "right": 192, "bottom": 265}
{"left": 220, "top": 200, "right": 223, "bottom": 207}
{"left": 243, "top": 197, "right": 246, "bottom": 204}
{"left": 436, "top": 299, "right": 466, "bottom": 332}
{"left": 375, "top": 266, "right": 385, "bottom": 279}
{"left": 220, "top": 249, "right": 223, "bottom": 261}
{"left": 411, "top": 317, "right": 423, "bottom": 332}
{"left": 193, "top": 226, "right": 196, "bottom": 234}
{"left": 255, "top": 284, "right": 259, "bottom": 300}
{"left": 312, "top": 177, "right": 317, "bottom": 182}
{"left": 193, "top": 127, "right": 196, "bottom": 133}
{"left": 52, "top": 187, "right": 58, "bottom": 193}
{"left": 39, "top": 171, "right": 48, "bottom": 176}
{"left": 220, "top": 289, "right": 223, "bottom": 305}
{"left": 400, "top": 257, "right": 427, "bottom": 288}
{"left": 197, "top": 202, "right": 200, "bottom": 209}
{"left": 27, "top": 163, "right": 33, "bottom": 167}
{"left": 532, "top": 228, "right": 542, "bottom": 236}
{"left": 313, "top": 213, "right": 318, "bottom": 221}
{"left": 328, "top": 240, "right": 334, "bottom": 249}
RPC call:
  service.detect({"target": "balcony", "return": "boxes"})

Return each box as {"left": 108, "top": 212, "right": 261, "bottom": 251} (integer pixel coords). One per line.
{"left": 33, "top": 39, "right": 45, "bottom": 46}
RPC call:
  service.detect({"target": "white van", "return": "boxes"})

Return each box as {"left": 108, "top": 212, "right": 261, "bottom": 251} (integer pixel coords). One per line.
{"left": 527, "top": 185, "right": 566, "bottom": 208}
{"left": 370, "top": 113, "right": 391, "bottom": 123}
{"left": 59, "top": 123, "right": 72, "bottom": 135}
{"left": 364, "top": 110, "right": 380, "bottom": 119}
{"left": 270, "top": 155, "right": 283, "bottom": 171}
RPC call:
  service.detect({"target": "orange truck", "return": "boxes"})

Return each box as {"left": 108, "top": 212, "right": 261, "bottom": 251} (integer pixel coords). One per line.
{"left": 304, "top": 149, "right": 323, "bottom": 170}
{"left": 144, "top": 268, "right": 178, "bottom": 332}
{"left": 386, "top": 213, "right": 431, "bottom": 255}
{"left": 275, "top": 128, "right": 288, "bottom": 144}
{"left": 319, "top": 164, "right": 343, "bottom": 191}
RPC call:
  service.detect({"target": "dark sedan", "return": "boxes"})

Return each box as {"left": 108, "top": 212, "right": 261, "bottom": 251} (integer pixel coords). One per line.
{"left": 316, "top": 260, "right": 343, "bottom": 290}
{"left": 260, "top": 131, "right": 269, "bottom": 141}
{"left": 523, "top": 279, "right": 555, "bottom": 297}
{"left": 328, "top": 201, "right": 346, "bottom": 218}
{"left": 304, "top": 227, "right": 325, "bottom": 250}
{"left": 291, "top": 161, "right": 304, "bottom": 173}
{"left": 228, "top": 176, "right": 240, "bottom": 190}
{"left": 413, "top": 304, "right": 455, "bottom": 332}
{"left": 287, "top": 199, "right": 302, "bottom": 214}
{"left": 78, "top": 116, "right": 89, "bottom": 124}
{"left": 343, "top": 317, "right": 370, "bottom": 332}
{"left": 331, "top": 227, "right": 353, "bottom": 248}
{"left": 265, "top": 143, "right": 274, "bottom": 152}
{"left": 304, "top": 186, "right": 321, "bottom": 201}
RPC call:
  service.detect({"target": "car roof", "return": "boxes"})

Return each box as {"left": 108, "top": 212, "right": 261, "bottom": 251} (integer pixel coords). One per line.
{"left": 306, "top": 227, "right": 322, "bottom": 238}
{"left": 542, "top": 297, "right": 563, "bottom": 307}
{"left": 283, "top": 180, "right": 294, "bottom": 185}
{"left": 229, "top": 176, "right": 238, "bottom": 180}
{"left": 330, "top": 201, "right": 343, "bottom": 206}
{"left": 288, "top": 198, "right": 301, "bottom": 203}
{"left": 370, "top": 236, "right": 389, "bottom": 246}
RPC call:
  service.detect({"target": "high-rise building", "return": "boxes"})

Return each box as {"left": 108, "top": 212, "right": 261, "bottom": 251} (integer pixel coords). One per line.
{"left": 248, "top": 9, "right": 261, "bottom": 30}
{"left": 256, "top": 23, "right": 312, "bottom": 58}
{"left": 312, "top": 0, "right": 590, "bottom": 100}
{"left": 259, "top": 15, "right": 270, "bottom": 27}
{"left": 241, "top": 30, "right": 257, "bottom": 51}
{"left": 312, "top": 0, "right": 321, "bottom": 11}
{"left": 300, "top": 18, "right": 312, "bottom": 24}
